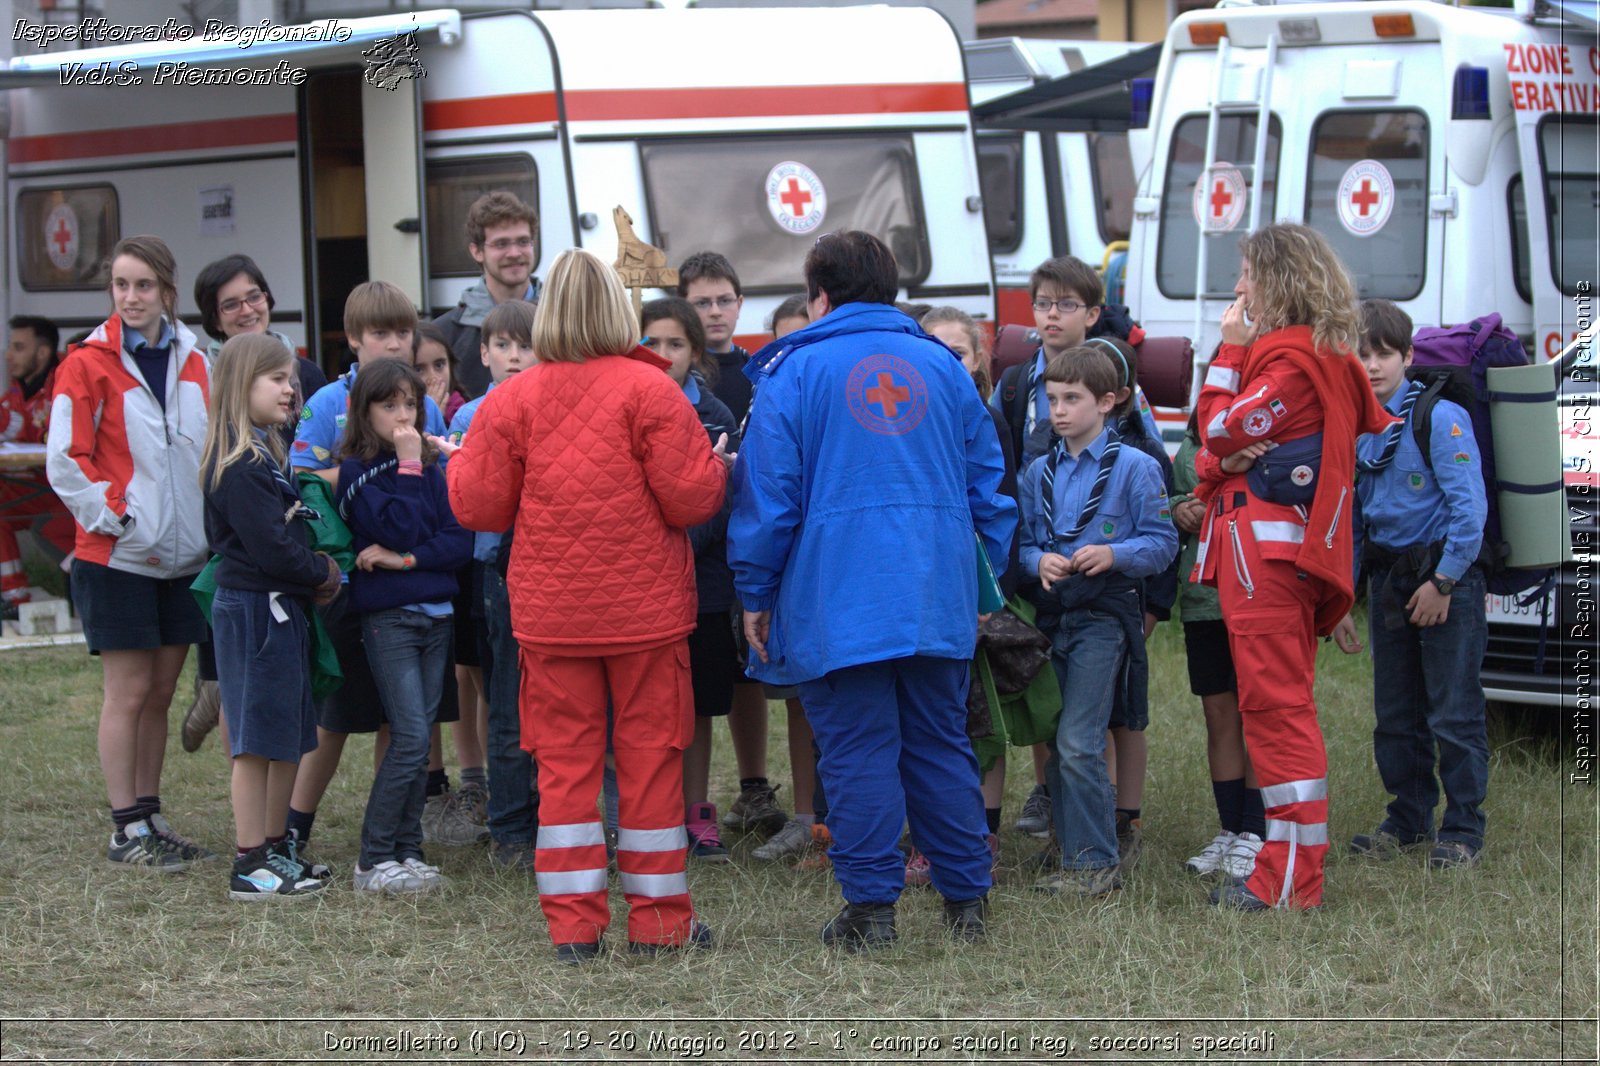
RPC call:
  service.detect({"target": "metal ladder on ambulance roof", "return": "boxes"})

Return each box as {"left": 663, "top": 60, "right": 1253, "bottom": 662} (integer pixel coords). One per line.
{"left": 1191, "top": 33, "right": 1279, "bottom": 360}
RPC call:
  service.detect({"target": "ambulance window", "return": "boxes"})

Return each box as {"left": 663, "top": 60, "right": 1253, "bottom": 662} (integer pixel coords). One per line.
{"left": 1087, "top": 133, "right": 1133, "bottom": 244}
{"left": 424, "top": 155, "right": 538, "bottom": 276}
{"left": 1155, "top": 113, "right": 1281, "bottom": 299}
{"left": 1305, "top": 110, "right": 1428, "bottom": 300}
{"left": 1508, "top": 176, "right": 1532, "bottom": 306}
{"left": 640, "top": 134, "right": 928, "bottom": 293}
{"left": 1537, "top": 116, "right": 1598, "bottom": 297}
{"left": 17, "top": 186, "right": 119, "bottom": 292}
{"left": 978, "top": 135, "right": 1024, "bottom": 254}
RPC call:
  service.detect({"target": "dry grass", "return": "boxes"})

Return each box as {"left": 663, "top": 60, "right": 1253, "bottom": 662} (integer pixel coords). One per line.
{"left": 0, "top": 621, "right": 1594, "bottom": 1064}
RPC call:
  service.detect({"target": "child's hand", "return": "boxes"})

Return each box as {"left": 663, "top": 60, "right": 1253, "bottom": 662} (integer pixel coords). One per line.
{"left": 1038, "top": 552, "right": 1072, "bottom": 591}
{"left": 392, "top": 424, "right": 422, "bottom": 462}
{"left": 1070, "top": 543, "right": 1114, "bottom": 576}
{"left": 356, "top": 544, "right": 408, "bottom": 572}
{"left": 1406, "top": 581, "right": 1452, "bottom": 628}
{"left": 1220, "top": 439, "right": 1275, "bottom": 475}
{"left": 427, "top": 434, "right": 460, "bottom": 460}
{"left": 312, "top": 552, "right": 342, "bottom": 605}
{"left": 744, "top": 608, "right": 771, "bottom": 663}
{"left": 426, "top": 379, "right": 449, "bottom": 412}
{"left": 1331, "top": 613, "right": 1362, "bottom": 653}
{"left": 712, "top": 432, "right": 736, "bottom": 470}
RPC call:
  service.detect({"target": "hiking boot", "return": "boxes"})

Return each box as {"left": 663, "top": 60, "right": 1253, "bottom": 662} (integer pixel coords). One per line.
{"left": 1220, "top": 832, "right": 1264, "bottom": 880}
{"left": 1033, "top": 865, "right": 1121, "bottom": 898}
{"left": 686, "top": 802, "right": 729, "bottom": 862}
{"left": 285, "top": 828, "right": 332, "bottom": 881}
{"left": 180, "top": 677, "right": 222, "bottom": 753}
{"left": 489, "top": 839, "right": 536, "bottom": 872}
{"left": 629, "top": 919, "right": 713, "bottom": 956}
{"left": 107, "top": 820, "right": 190, "bottom": 872}
{"left": 555, "top": 941, "right": 603, "bottom": 966}
{"left": 1210, "top": 877, "right": 1271, "bottom": 911}
{"left": 1115, "top": 812, "right": 1143, "bottom": 870}
{"left": 423, "top": 788, "right": 490, "bottom": 847}
{"left": 230, "top": 845, "right": 326, "bottom": 901}
{"left": 822, "top": 902, "right": 897, "bottom": 952}
{"left": 904, "top": 846, "right": 932, "bottom": 887}
{"left": 1185, "top": 831, "right": 1237, "bottom": 876}
{"left": 1349, "top": 827, "right": 1427, "bottom": 860}
{"left": 353, "top": 860, "right": 427, "bottom": 894}
{"left": 455, "top": 781, "right": 490, "bottom": 825}
{"left": 147, "top": 813, "right": 218, "bottom": 863}
{"left": 942, "top": 896, "right": 988, "bottom": 943}
{"left": 1427, "top": 840, "right": 1482, "bottom": 870}
{"left": 720, "top": 782, "right": 787, "bottom": 836}
{"left": 794, "top": 824, "right": 834, "bottom": 870}
{"left": 752, "top": 818, "right": 812, "bottom": 862}
{"left": 1013, "top": 783, "right": 1051, "bottom": 838}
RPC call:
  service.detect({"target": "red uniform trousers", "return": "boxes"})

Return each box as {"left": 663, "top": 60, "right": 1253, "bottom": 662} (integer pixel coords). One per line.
{"left": 520, "top": 638, "right": 696, "bottom": 947}
{"left": 0, "top": 470, "right": 74, "bottom": 604}
{"left": 1212, "top": 506, "right": 1330, "bottom": 909}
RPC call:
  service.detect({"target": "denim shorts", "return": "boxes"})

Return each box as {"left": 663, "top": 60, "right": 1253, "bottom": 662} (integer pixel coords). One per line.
{"left": 71, "top": 559, "right": 207, "bottom": 654}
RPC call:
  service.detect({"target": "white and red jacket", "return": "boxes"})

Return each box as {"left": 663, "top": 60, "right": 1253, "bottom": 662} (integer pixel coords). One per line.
{"left": 45, "top": 315, "right": 210, "bottom": 578}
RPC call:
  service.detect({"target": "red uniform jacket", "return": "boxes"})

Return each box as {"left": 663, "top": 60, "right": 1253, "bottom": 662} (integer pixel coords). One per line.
{"left": 1, "top": 363, "right": 57, "bottom": 443}
{"left": 446, "top": 346, "right": 727, "bottom": 652}
{"left": 1194, "top": 325, "right": 1397, "bottom": 633}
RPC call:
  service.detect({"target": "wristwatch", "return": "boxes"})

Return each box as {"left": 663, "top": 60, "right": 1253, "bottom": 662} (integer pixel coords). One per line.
{"left": 1430, "top": 574, "right": 1456, "bottom": 596}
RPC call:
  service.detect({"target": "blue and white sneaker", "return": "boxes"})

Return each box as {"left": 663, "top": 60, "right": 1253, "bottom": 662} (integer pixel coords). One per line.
{"left": 107, "top": 820, "right": 190, "bottom": 872}
{"left": 230, "top": 845, "right": 327, "bottom": 901}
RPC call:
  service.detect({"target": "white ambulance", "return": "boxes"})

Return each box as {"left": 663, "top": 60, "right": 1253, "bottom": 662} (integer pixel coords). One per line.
{"left": 965, "top": 36, "right": 1149, "bottom": 328}
{"left": 1121, "top": 0, "right": 1596, "bottom": 708}
{"left": 3, "top": 6, "right": 993, "bottom": 363}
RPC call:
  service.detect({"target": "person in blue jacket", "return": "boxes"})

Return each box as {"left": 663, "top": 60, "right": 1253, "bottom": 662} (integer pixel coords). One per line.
{"left": 728, "top": 231, "right": 1017, "bottom": 952}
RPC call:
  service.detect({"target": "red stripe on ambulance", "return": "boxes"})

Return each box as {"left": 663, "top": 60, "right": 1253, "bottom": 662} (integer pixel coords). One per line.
{"left": 10, "top": 113, "right": 297, "bottom": 163}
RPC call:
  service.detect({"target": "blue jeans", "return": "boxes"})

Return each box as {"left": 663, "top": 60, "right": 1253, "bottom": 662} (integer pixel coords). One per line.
{"left": 1368, "top": 564, "right": 1489, "bottom": 849}
{"left": 359, "top": 608, "right": 453, "bottom": 868}
{"left": 481, "top": 568, "right": 536, "bottom": 844}
{"left": 1046, "top": 609, "right": 1126, "bottom": 870}
{"left": 800, "top": 656, "right": 990, "bottom": 905}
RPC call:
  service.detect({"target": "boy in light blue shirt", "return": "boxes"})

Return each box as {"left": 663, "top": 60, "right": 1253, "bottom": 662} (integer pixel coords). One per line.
{"left": 1018, "top": 345, "right": 1177, "bottom": 897}
{"left": 1335, "top": 299, "right": 1489, "bottom": 870}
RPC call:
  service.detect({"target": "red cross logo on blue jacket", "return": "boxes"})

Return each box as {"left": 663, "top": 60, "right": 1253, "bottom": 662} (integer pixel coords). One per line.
{"left": 846, "top": 353, "right": 928, "bottom": 436}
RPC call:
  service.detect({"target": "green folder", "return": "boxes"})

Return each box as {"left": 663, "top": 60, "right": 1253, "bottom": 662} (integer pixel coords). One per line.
{"left": 977, "top": 534, "right": 1005, "bottom": 614}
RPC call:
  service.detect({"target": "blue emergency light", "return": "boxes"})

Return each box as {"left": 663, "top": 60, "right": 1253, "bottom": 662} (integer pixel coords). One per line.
{"left": 1452, "top": 65, "right": 1491, "bottom": 120}
{"left": 1130, "top": 78, "right": 1155, "bottom": 129}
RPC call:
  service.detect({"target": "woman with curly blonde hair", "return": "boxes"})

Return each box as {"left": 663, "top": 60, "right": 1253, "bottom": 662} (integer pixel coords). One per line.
{"left": 1190, "top": 222, "right": 1395, "bottom": 912}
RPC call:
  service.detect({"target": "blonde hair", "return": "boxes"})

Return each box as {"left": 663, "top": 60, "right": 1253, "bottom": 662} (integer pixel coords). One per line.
{"left": 201, "top": 333, "right": 295, "bottom": 491}
{"left": 1238, "top": 223, "right": 1360, "bottom": 356}
{"left": 921, "top": 305, "right": 992, "bottom": 398}
{"left": 532, "top": 249, "right": 639, "bottom": 363}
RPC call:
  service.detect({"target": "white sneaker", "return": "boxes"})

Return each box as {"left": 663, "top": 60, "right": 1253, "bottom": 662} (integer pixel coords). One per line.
{"left": 1220, "top": 832, "right": 1264, "bottom": 880}
{"left": 354, "top": 860, "right": 427, "bottom": 894}
{"left": 401, "top": 856, "right": 450, "bottom": 891}
{"left": 1184, "top": 831, "right": 1237, "bottom": 876}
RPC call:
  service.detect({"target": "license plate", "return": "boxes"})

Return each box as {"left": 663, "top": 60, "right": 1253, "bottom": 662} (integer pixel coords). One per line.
{"left": 1484, "top": 590, "right": 1553, "bottom": 623}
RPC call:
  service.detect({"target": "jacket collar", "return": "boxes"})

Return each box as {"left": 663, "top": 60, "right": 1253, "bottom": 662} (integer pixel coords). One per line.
{"left": 744, "top": 302, "right": 942, "bottom": 384}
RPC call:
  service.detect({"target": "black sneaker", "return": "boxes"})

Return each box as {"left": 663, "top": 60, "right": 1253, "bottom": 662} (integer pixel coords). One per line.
{"left": 147, "top": 813, "right": 218, "bottom": 863}
{"left": 942, "top": 896, "right": 988, "bottom": 943}
{"left": 555, "top": 941, "right": 603, "bottom": 966}
{"left": 107, "top": 820, "right": 190, "bottom": 872}
{"left": 1427, "top": 840, "right": 1482, "bottom": 870}
{"left": 230, "top": 845, "right": 327, "bottom": 901}
{"left": 1210, "top": 878, "right": 1271, "bottom": 912}
{"left": 285, "top": 828, "right": 332, "bottom": 880}
{"left": 1349, "top": 827, "right": 1428, "bottom": 860}
{"left": 821, "top": 902, "right": 897, "bottom": 953}
{"left": 629, "top": 919, "right": 713, "bottom": 956}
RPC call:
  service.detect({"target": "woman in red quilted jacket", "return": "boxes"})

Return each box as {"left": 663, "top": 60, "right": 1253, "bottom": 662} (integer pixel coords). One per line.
{"left": 444, "top": 248, "right": 730, "bottom": 963}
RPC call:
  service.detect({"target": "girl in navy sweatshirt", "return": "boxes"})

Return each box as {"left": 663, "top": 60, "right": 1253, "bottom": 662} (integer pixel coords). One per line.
{"left": 201, "top": 334, "right": 342, "bottom": 900}
{"left": 335, "top": 360, "right": 472, "bottom": 894}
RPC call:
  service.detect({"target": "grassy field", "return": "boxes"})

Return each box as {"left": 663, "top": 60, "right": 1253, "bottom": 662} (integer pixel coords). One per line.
{"left": 0, "top": 620, "right": 1594, "bottom": 1064}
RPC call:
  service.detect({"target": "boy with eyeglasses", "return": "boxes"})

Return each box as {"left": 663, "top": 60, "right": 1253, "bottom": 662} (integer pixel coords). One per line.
{"left": 433, "top": 192, "right": 540, "bottom": 398}
{"left": 677, "top": 251, "right": 753, "bottom": 426}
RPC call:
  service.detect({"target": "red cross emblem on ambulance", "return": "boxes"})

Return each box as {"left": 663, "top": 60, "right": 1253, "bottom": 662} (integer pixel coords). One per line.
{"left": 846, "top": 353, "right": 928, "bottom": 436}
{"left": 766, "top": 161, "right": 827, "bottom": 235}
{"left": 1192, "top": 163, "right": 1247, "bottom": 232}
{"left": 1336, "top": 159, "right": 1395, "bottom": 237}
{"left": 44, "top": 203, "right": 79, "bottom": 272}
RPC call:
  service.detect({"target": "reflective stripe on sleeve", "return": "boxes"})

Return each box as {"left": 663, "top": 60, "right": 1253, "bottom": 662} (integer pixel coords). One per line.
{"left": 1205, "top": 365, "right": 1241, "bottom": 392}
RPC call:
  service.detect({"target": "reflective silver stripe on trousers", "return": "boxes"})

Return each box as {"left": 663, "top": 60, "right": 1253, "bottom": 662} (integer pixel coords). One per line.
{"left": 1205, "top": 365, "right": 1241, "bottom": 392}
{"left": 620, "top": 871, "right": 690, "bottom": 898}
{"left": 1250, "top": 520, "right": 1306, "bottom": 544}
{"left": 535, "top": 867, "right": 608, "bottom": 896}
{"left": 537, "top": 822, "right": 605, "bottom": 850}
{"left": 616, "top": 826, "right": 688, "bottom": 853}
{"left": 1260, "top": 777, "right": 1328, "bottom": 808}
{"left": 1266, "top": 819, "right": 1329, "bottom": 847}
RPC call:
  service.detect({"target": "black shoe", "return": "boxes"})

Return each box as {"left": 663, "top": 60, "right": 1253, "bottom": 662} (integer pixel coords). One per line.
{"left": 628, "top": 919, "right": 713, "bottom": 956}
{"left": 555, "top": 941, "right": 603, "bottom": 965}
{"left": 821, "top": 902, "right": 897, "bottom": 953}
{"left": 1210, "top": 878, "right": 1271, "bottom": 911}
{"left": 942, "top": 896, "right": 988, "bottom": 943}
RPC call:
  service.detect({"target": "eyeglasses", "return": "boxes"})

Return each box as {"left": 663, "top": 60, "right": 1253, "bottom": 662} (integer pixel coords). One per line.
{"left": 1032, "top": 298, "right": 1087, "bottom": 315}
{"left": 484, "top": 237, "right": 534, "bottom": 252}
{"left": 690, "top": 296, "right": 740, "bottom": 311}
{"left": 219, "top": 289, "right": 268, "bottom": 316}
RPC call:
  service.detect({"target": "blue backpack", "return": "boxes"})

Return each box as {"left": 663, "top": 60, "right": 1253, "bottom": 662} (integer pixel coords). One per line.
{"left": 1407, "top": 313, "right": 1552, "bottom": 599}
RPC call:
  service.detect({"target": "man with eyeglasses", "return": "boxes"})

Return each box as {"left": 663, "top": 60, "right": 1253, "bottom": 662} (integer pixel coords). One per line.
{"left": 433, "top": 192, "right": 540, "bottom": 397}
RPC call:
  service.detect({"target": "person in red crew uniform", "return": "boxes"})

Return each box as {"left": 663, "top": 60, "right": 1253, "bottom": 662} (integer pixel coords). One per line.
{"left": 1191, "top": 223, "right": 1395, "bottom": 911}
{"left": 441, "top": 249, "right": 732, "bottom": 964}
{"left": 1, "top": 315, "right": 71, "bottom": 614}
